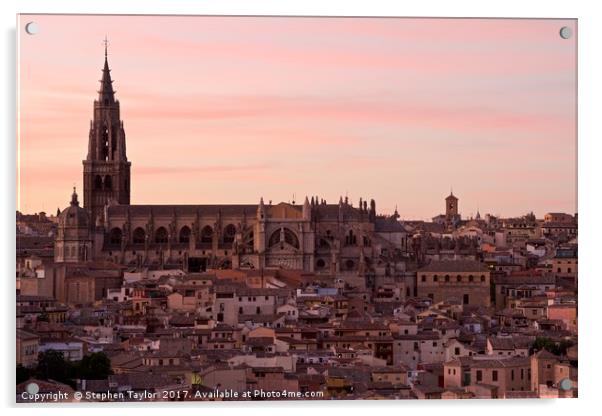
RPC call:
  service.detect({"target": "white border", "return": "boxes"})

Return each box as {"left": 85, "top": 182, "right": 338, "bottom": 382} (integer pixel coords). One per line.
{"left": 2, "top": 1, "right": 600, "bottom": 415}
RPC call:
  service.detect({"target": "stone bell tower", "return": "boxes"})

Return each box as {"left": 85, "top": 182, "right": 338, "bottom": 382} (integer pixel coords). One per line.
{"left": 83, "top": 39, "right": 131, "bottom": 226}
{"left": 445, "top": 190, "right": 459, "bottom": 222}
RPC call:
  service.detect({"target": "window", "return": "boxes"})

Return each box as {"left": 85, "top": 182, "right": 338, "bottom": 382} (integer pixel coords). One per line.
{"left": 223, "top": 224, "right": 237, "bottom": 244}
{"left": 421, "top": 276, "right": 426, "bottom": 282}
{"left": 433, "top": 275, "right": 438, "bottom": 282}
{"left": 268, "top": 228, "right": 300, "bottom": 249}
{"left": 201, "top": 226, "right": 213, "bottom": 243}
{"left": 133, "top": 227, "right": 146, "bottom": 244}
{"left": 345, "top": 230, "right": 357, "bottom": 246}
{"left": 492, "top": 370, "right": 498, "bottom": 382}
{"left": 445, "top": 275, "right": 450, "bottom": 282}
{"left": 109, "top": 228, "right": 122, "bottom": 245}
{"left": 179, "top": 226, "right": 191, "bottom": 243}
{"left": 155, "top": 227, "right": 168, "bottom": 244}
{"left": 476, "top": 370, "right": 482, "bottom": 382}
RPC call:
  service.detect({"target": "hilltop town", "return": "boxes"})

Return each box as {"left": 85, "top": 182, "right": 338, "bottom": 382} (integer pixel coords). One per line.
{"left": 15, "top": 47, "right": 577, "bottom": 402}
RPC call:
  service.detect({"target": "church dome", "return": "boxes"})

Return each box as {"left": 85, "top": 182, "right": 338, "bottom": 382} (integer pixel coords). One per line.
{"left": 58, "top": 187, "right": 89, "bottom": 229}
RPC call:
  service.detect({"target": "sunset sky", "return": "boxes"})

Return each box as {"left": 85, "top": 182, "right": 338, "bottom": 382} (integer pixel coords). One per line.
{"left": 17, "top": 15, "right": 577, "bottom": 220}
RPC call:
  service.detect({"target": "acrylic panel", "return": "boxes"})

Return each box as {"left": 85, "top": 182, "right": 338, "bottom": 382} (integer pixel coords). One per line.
{"left": 16, "top": 14, "right": 577, "bottom": 403}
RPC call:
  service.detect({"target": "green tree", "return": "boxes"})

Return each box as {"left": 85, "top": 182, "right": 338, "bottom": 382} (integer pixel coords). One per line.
{"left": 531, "top": 337, "right": 574, "bottom": 356}
{"left": 35, "top": 350, "right": 72, "bottom": 385}
{"left": 72, "top": 352, "right": 112, "bottom": 380}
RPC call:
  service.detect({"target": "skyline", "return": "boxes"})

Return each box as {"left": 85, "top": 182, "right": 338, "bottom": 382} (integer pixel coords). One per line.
{"left": 17, "top": 15, "right": 577, "bottom": 220}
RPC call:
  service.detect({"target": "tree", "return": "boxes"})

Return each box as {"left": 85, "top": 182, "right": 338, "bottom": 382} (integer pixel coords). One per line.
{"left": 17, "top": 350, "right": 113, "bottom": 387}
{"left": 35, "top": 350, "right": 73, "bottom": 385}
{"left": 72, "top": 352, "right": 112, "bottom": 380}
{"left": 531, "top": 337, "right": 574, "bottom": 356}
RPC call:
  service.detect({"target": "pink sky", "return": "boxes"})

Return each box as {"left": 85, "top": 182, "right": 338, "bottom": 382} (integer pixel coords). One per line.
{"left": 17, "top": 15, "right": 577, "bottom": 219}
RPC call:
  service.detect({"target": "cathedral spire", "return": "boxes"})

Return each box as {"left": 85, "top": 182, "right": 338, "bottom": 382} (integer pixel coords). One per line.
{"left": 84, "top": 39, "right": 131, "bottom": 225}
{"left": 98, "top": 36, "right": 115, "bottom": 105}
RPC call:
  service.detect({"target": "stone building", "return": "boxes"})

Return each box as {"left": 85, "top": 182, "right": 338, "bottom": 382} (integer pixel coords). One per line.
{"left": 416, "top": 260, "right": 491, "bottom": 307}
{"left": 54, "top": 49, "right": 409, "bottom": 283}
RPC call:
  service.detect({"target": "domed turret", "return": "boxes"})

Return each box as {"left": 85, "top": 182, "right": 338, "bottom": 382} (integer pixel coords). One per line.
{"left": 58, "top": 187, "right": 90, "bottom": 230}
{"left": 55, "top": 187, "right": 92, "bottom": 263}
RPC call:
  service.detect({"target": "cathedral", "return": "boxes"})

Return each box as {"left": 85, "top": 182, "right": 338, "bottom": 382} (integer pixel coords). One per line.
{"left": 54, "top": 48, "right": 410, "bottom": 279}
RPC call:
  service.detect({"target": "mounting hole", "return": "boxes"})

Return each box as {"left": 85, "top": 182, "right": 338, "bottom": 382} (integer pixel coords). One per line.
{"left": 25, "top": 22, "right": 39, "bottom": 35}
{"left": 559, "top": 26, "right": 572, "bottom": 39}
{"left": 559, "top": 378, "right": 573, "bottom": 391}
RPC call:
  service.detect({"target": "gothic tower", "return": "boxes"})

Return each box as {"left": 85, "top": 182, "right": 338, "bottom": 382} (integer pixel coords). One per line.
{"left": 83, "top": 41, "right": 131, "bottom": 225}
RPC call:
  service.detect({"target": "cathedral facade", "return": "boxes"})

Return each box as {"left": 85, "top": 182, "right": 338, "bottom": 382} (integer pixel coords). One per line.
{"left": 55, "top": 50, "right": 409, "bottom": 278}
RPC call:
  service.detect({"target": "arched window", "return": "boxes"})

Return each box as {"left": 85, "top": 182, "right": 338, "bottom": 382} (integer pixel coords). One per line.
{"left": 201, "top": 225, "right": 213, "bottom": 243}
{"left": 109, "top": 227, "right": 122, "bottom": 245}
{"left": 104, "top": 175, "right": 112, "bottom": 190}
{"left": 284, "top": 229, "right": 299, "bottom": 248}
{"left": 223, "top": 224, "right": 236, "bottom": 244}
{"left": 268, "top": 228, "right": 299, "bottom": 249}
{"left": 345, "top": 230, "right": 357, "bottom": 246}
{"left": 94, "top": 175, "right": 103, "bottom": 190}
{"left": 133, "top": 227, "right": 146, "bottom": 244}
{"left": 316, "top": 258, "right": 326, "bottom": 269}
{"left": 179, "top": 226, "right": 191, "bottom": 244}
{"left": 101, "top": 126, "right": 109, "bottom": 161}
{"left": 155, "top": 227, "right": 168, "bottom": 244}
